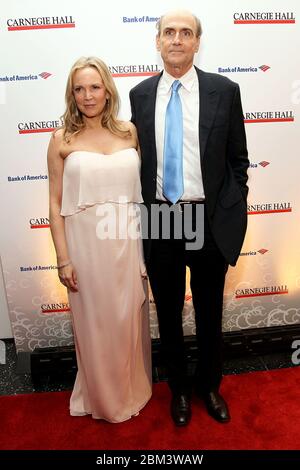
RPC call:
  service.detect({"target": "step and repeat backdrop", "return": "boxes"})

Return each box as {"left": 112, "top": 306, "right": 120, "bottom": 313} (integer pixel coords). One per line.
{"left": 0, "top": 0, "right": 299, "bottom": 352}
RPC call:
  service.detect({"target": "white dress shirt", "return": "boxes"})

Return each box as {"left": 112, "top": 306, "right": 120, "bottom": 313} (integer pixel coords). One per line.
{"left": 155, "top": 66, "right": 205, "bottom": 201}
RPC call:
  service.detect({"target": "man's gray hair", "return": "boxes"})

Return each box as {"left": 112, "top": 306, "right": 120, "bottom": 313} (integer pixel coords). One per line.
{"left": 156, "top": 12, "right": 202, "bottom": 37}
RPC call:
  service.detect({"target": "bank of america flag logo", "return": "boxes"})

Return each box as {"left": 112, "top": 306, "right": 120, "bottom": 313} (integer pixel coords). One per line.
{"left": 259, "top": 161, "right": 270, "bottom": 167}
{"left": 259, "top": 65, "right": 270, "bottom": 72}
{"left": 39, "top": 72, "right": 52, "bottom": 79}
{"left": 258, "top": 248, "right": 268, "bottom": 255}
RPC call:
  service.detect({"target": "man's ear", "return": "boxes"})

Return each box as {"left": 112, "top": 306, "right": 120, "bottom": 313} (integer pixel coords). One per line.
{"left": 195, "top": 37, "right": 200, "bottom": 53}
{"left": 156, "top": 34, "right": 161, "bottom": 52}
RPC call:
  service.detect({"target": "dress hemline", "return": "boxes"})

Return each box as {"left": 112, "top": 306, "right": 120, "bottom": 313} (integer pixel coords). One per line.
{"left": 69, "top": 392, "right": 152, "bottom": 423}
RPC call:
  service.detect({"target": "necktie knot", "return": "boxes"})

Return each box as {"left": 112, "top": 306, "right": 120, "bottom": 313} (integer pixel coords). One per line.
{"left": 172, "top": 80, "right": 181, "bottom": 93}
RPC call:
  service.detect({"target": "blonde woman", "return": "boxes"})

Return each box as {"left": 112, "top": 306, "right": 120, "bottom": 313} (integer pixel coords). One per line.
{"left": 47, "top": 57, "right": 152, "bottom": 423}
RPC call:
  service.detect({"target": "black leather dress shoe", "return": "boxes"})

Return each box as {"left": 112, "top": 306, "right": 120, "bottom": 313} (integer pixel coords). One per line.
{"left": 171, "top": 393, "right": 191, "bottom": 426}
{"left": 203, "top": 390, "right": 230, "bottom": 423}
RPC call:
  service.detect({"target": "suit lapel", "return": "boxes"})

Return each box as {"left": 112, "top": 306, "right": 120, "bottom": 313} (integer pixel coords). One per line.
{"left": 139, "top": 68, "right": 219, "bottom": 166}
{"left": 141, "top": 73, "right": 162, "bottom": 165}
{"left": 196, "top": 67, "right": 220, "bottom": 160}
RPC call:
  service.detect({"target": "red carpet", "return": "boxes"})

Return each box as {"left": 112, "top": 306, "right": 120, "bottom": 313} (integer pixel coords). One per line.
{"left": 1, "top": 367, "right": 300, "bottom": 450}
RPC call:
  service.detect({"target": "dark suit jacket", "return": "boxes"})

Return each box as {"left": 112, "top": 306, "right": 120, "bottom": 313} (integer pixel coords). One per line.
{"left": 130, "top": 66, "right": 249, "bottom": 266}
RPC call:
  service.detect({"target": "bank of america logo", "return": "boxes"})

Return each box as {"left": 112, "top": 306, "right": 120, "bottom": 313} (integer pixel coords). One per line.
{"left": 258, "top": 248, "right": 268, "bottom": 255}
{"left": 259, "top": 65, "right": 270, "bottom": 72}
{"left": 39, "top": 72, "right": 52, "bottom": 79}
{"left": 259, "top": 161, "right": 270, "bottom": 167}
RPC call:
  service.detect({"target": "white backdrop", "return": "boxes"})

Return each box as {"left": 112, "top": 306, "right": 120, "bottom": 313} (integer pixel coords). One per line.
{"left": 0, "top": 0, "right": 299, "bottom": 352}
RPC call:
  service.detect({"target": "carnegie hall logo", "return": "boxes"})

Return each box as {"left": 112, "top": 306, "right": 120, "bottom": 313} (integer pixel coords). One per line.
{"left": 249, "top": 161, "right": 270, "bottom": 169}
{"left": 109, "top": 64, "right": 161, "bottom": 77}
{"left": 218, "top": 65, "right": 270, "bottom": 74}
{"left": 240, "top": 248, "right": 269, "bottom": 256}
{"left": 236, "top": 285, "right": 288, "bottom": 299}
{"left": 0, "top": 72, "right": 52, "bottom": 82}
{"left": 248, "top": 202, "right": 292, "bottom": 215}
{"left": 41, "top": 303, "right": 70, "bottom": 314}
{"left": 233, "top": 12, "right": 295, "bottom": 24}
{"left": 29, "top": 217, "right": 50, "bottom": 229}
{"left": 18, "top": 119, "right": 62, "bottom": 134}
{"left": 244, "top": 111, "right": 294, "bottom": 123}
{"left": 7, "top": 16, "right": 75, "bottom": 31}
{"left": 122, "top": 15, "right": 159, "bottom": 23}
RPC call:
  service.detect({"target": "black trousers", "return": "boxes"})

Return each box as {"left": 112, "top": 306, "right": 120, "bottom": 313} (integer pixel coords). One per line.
{"left": 147, "top": 202, "right": 228, "bottom": 394}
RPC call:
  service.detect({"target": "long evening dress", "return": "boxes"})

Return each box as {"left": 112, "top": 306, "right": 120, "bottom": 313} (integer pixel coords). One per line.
{"left": 60, "top": 148, "right": 152, "bottom": 423}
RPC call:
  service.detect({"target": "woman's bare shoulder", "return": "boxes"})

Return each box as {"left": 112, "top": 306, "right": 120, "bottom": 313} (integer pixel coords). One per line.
{"left": 120, "top": 120, "right": 137, "bottom": 134}
{"left": 51, "top": 127, "right": 65, "bottom": 142}
{"left": 120, "top": 121, "right": 140, "bottom": 154}
{"left": 48, "top": 128, "right": 66, "bottom": 157}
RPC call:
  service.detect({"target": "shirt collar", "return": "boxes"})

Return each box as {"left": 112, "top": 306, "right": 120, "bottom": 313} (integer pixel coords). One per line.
{"left": 161, "top": 66, "right": 197, "bottom": 93}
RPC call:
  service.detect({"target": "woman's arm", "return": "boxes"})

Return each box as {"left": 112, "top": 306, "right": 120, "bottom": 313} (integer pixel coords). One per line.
{"left": 47, "top": 131, "right": 78, "bottom": 292}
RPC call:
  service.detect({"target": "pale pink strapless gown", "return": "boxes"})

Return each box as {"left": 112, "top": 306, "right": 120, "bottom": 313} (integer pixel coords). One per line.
{"left": 60, "top": 149, "right": 152, "bottom": 423}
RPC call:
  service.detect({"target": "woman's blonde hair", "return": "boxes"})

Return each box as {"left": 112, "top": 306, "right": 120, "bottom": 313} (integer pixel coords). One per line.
{"left": 62, "top": 56, "right": 129, "bottom": 141}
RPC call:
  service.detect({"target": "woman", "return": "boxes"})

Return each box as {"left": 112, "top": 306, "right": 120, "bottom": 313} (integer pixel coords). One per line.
{"left": 47, "top": 57, "right": 152, "bottom": 423}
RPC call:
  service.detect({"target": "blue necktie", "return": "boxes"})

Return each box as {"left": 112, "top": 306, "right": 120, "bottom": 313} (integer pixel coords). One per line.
{"left": 163, "top": 80, "right": 183, "bottom": 204}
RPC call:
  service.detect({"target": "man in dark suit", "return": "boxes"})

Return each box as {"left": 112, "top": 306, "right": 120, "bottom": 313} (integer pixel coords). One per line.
{"left": 130, "top": 10, "right": 249, "bottom": 426}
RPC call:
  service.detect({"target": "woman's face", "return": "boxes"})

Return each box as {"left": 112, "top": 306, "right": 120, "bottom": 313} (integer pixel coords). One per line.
{"left": 72, "top": 66, "right": 109, "bottom": 119}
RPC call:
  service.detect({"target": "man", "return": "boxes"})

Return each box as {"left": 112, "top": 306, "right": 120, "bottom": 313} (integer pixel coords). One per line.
{"left": 130, "top": 10, "right": 249, "bottom": 426}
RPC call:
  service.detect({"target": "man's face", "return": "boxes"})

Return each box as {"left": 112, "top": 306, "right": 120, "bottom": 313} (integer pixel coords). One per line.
{"left": 156, "top": 13, "right": 200, "bottom": 76}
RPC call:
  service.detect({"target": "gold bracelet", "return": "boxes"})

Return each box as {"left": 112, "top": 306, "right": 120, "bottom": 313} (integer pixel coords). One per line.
{"left": 57, "top": 260, "right": 71, "bottom": 269}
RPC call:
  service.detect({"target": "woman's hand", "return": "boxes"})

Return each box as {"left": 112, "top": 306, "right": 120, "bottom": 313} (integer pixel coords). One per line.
{"left": 58, "top": 262, "right": 78, "bottom": 292}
